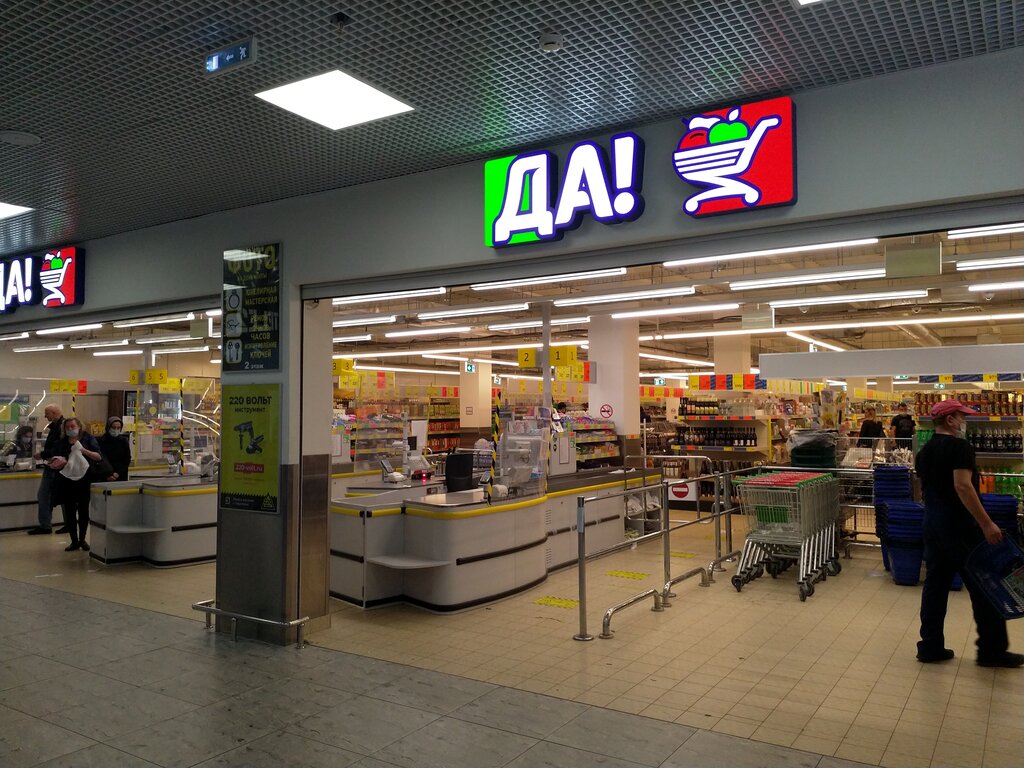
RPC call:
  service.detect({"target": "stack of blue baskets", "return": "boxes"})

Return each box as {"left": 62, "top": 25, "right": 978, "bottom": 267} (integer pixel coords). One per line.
{"left": 874, "top": 467, "right": 926, "bottom": 585}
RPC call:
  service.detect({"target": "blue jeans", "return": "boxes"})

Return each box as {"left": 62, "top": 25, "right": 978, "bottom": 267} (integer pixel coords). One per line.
{"left": 37, "top": 468, "right": 57, "bottom": 529}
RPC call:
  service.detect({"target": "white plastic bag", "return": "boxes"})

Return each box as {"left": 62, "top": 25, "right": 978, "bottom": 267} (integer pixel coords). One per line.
{"left": 60, "top": 444, "right": 89, "bottom": 481}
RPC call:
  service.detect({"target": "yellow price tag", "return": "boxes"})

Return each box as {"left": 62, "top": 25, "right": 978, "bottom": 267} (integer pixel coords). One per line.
{"left": 549, "top": 346, "right": 578, "bottom": 365}
{"left": 0, "top": 405, "right": 10, "bottom": 421}
{"left": 518, "top": 348, "right": 537, "bottom": 368}
{"left": 145, "top": 369, "right": 168, "bottom": 385}
{"left": 554, "top": 365, "right": 571, "bottom": 381}
{"left": 938, "top": 374, "right": 953, "bottom": 384}
{"left": 337, "top": 373, "right": 360, "bottom": 389}
{"left": 518, "top": 379, "right": 527, "bottom": 393}
{"left": 332, "top": 358, "right": 354, "bottom": 376}
{"left": 570, "top": 362, "right": 584, "bottom": 382}
{"left": 182, "top": 378, "right": 209, "bottom": 394}
{"left": 158, "top": 378, "right": 182, "bottom": 393}
{"left": 732, "top": 374, "right": 744, "bottom": 390}
{"left": 983, "top": 373, "right": 998, "bottom": 383}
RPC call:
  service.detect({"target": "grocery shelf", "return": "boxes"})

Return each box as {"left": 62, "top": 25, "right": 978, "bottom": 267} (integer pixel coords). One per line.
{"left": 673, "top": 445, "right": 766, "bottom": 453}
{"left": 975, "top": 452, "right": 1024, "bottom": 459}
{"left": 677, "top": 415, "right": 760, "bottom": 421}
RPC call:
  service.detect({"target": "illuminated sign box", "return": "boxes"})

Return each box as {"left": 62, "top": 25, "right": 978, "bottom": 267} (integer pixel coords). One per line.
{"left": 0, "top": 246, "right": 84, "bottom": 315}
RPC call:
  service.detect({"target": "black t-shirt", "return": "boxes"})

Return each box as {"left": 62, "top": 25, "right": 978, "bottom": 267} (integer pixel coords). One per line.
{"left": 891, "top": 413, "right": 916, "bottom": 438}
{"left": 857, "top": 419, "right": 884, "bottom": 447}
{"left": 914, "top": 433, "right": 979, "bottom": 536}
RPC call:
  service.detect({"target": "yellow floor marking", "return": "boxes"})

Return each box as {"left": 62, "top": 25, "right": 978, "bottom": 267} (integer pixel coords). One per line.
{"left": 533, "top": 596, "right": 579, "bottom": 609}
{"left": 671, "top": 552, "right": 697, "bottom": 558}
{"left": 606, "top": 570, "right": 649, "bottom": 580}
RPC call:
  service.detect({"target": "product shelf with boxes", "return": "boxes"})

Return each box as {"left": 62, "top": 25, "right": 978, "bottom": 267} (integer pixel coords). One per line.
{"left": 351, "top": 415, "right": 408, "bottom": 465}
{"left": 570, "top": 416, "right": 621, "bottom": 466}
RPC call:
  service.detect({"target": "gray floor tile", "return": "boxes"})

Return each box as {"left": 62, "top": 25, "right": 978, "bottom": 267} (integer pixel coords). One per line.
{"left": 93, "top": 647, "right": 218, "bottom": 687}
{"left": 662, "top": 731, "right": 820, "bottom": 768}
{"left": 34, "top": 743, "right": 162, "bottom": 767}
{"left": 68, "top": 634, "right": 166, "bottom": 668}
{"left": 349, "top": 759, "right": 405, "bottom": 768}
{"left": 547, "top": 707, "right": 696, "bottom": 767}
{"left": 193, "top": 730, "right": 363, "bottom": 767}
{"left": 144, "top": 662, "right": 281, "bottom": 706}
{"left": 816, "top": 758, "right": 876, "bottom": 768}
{"left": 0, "top": 641, "right": 28, "bottom": 663}
{"left": 505, "top": 741, "right": 652, "bottom": 768}
{"left": 0, "top": 668, "right": 135, "bottom": 717}
{"left": 286, "top": 694, "right": 440, "bottom": 754}
{"left": 43, "top": 685, "right": 197, "bottom": 740}
{"left": 450, "top": 686, "right": 590, "bottom": 739}
{"left": 366, "top": 667, "right": 496, "bottom": 714}
{"left": 0, "top": 704, "right": 96, "bottom": 768}
{"left": 0, "top": 653, "right": 78, "bottom": 691}
{"left": 373, "top": 716, "right": 537, "bottom": 768}
{"left": 292, "top": 652, "right": 414, "bottom": 695}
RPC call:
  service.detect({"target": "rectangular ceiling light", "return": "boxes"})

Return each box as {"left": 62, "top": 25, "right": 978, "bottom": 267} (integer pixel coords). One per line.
{"left": 93, "top": 349, "right": 144, "bottom": 357}
{"left": 13, "top": 342, "right": 64, "bottom": 353}
{"left": 611, "top": 302, "right": 740, "bottom": 320}
{"left": 134, "top": 334, "right": 195, "bottom": 345}
{"left": 70, "top": 339, "right": 130, "bottom": 350}
{"left": 956, "top": 254, "right": 1024, "bottom": 271}
{"left": 768, "top": 289, "right": 927, "bottom": 308}
{"left": 255, "top": 70, "right": 413, "bottom": 130}
{"left": 473, "top": 357, "right": 519, "bottom": 367}
{"left": 423, "top": 354, "right": 469, "bottom": 362}
{"left": 968, "top": 280, "right": 1024, "bottom": 292}
{"left": 333, "top": 333, "right": 372, "bottom": 343}
{"left": 663, "top": 238, "right": 879, "bottom": 268}
{"left": 150, "top": 345, "right": 210, "bottom": 356}
{"left": 417, "top": 303, "right": 528, "bottom": 320}
{"left": 113, "top": 313, "right": 196, "bottom": 328}
{"left": 353, "top": 364, "right": 459, "bottom": 377}
{"left": 345, "top": 339, "right": 588, "bottom": 359}
{"left": 0, "top": 332, "right": 29, "bottom": 342}
{"left": 35, "top": 323, "right": 104, "bottom": 336}
{"left": 384, "top": 326, "right": 472, "bottom": 338}
{"left": 332, "top": 315, "right": 397, "bottom": 328}
{"left": 553, "top": 286, "right": 695, "bottom": 307}
{"left": 729, "top": 268, "right": 886, "bottom": 291}
{"left": 470, "top": 268, "right": 627, "bottom": 291}
{"left": 786, "top": 331, "right": 845, "bottom": 351}
{"left": 639, "top": 352, "right": 713, "bottom": 366}
{"left": 488, "top": 316, "right": 590, "bottom": 331}
{"left": 639, "top": 372, "right": 693, "bottom": 379}
{"left": 500, "top": 374, "right": 543, "bottom": 381}
{"left": 947, "top": 222, "right": 1024, "bottom": 239}
{"left": 332, "top": 287, "right": 445, "bottom": 306}
{"left": 0, "top": 202, "right": 33, "bottom": 222}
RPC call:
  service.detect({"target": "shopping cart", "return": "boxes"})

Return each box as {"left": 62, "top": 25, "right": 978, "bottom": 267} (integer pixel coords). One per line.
{"left": 39, "top": 256, "right": 73, "bottom": 305}
{"left": 673, "top": 116, "right": 780, "bottom": 214}
{"left": 731, "top": 471, "right": 841, "bottom": 601}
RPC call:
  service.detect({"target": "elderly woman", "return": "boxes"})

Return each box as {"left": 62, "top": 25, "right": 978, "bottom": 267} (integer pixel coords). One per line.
{"left": 48, "top": 418, "right": 103, "bottom": 552}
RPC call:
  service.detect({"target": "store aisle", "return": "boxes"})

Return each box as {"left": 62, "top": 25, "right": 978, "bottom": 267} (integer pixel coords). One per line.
{"left": 2, "top": 525, "right": 1021, "bottom": 768}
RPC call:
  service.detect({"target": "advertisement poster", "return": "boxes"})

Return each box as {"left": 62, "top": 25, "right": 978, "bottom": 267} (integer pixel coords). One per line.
{"left": 219, "top": 383, "right": 280, "bottom": 514}
{"left": 222, "top": 243, "right": 280, "bottom": 372}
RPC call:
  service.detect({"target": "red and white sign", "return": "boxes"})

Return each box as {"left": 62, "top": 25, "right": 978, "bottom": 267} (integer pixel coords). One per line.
{"left": 0, "top": 246, "right": 84, "bottom": 315}
{"left": 673, "top": 96, "right": 795, "bottom": 217}
{"left": 599, "top": 403, "right": 614, "bottom": 418}
{"left": 669, "top": 482, "right": 697, "bottom": 501}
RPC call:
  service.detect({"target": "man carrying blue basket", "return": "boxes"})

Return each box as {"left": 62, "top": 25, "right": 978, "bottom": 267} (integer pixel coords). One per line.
{"left": 915, "top": 399, "right": 1023, "bottom": 668}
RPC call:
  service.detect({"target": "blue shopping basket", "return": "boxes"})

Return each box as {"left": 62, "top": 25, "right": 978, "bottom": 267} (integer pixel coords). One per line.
{"left": 965, "top": 537, "right": 1024, "bottom": 620}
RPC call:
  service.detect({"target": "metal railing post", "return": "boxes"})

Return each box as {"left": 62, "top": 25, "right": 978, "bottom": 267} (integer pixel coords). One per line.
{"left": 712, "top": 474, "right": 724, "bottom": 569}
{"left": 573, "top": 495, "right": 593, "bottom": 641}
{"left": 661, "top": 480, "right": 675, "bottom": 598}
{"left": 724, "top": 473, "right": 735, "bottom": 558}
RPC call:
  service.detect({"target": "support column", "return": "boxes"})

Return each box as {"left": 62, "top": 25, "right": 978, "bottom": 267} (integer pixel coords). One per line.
{"left": 713, "top": 335, "right": 751, "bottom": 374}
{"left": 587, "top": 316, "right": 639, "bottom": 436}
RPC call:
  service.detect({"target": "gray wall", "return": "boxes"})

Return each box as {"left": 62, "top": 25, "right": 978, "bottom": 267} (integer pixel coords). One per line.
{"left": 1, "top": 47, "right": 1022, "bottom": 326}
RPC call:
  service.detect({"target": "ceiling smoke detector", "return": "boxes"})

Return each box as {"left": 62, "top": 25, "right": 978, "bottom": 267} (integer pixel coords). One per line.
{"left": 539, "top": 30, "right": 564, "bottom": 53}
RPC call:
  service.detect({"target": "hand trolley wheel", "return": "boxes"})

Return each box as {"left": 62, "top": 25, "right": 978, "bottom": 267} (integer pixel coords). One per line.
{"left": 799, "top": 582, "right": 809, "bottom": 602}
{"left": 731, "top": 575, "right": 744, "bottom": 592}
{"left": 826, "top": 559, "right": 842, "bottom": 576}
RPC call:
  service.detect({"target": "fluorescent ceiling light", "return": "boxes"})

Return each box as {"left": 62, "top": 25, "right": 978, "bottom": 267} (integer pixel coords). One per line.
{"left": 332, "top": 287, "right": 445, "bottom": 305}
{"left": 423, "top": 354, "right": 469, "bottom": 362}
{"left": 968, "top": 281, "right": 1024, "bottom": 292}
{"left": 0, "top": 202, "right": 33, "bottom": 221}
{"left": 826, "top": 379, "right": 846, "bottom": 387}
{"left": 502, "top": 374, "right": 543, "bottom": 381}
{"left": 35, "top": 323, "right": 104, "bottom": 336}
{"left": 210, "top": 358, "right": 222, "bottom": 364}
{"left": 663, "top": 238, "right": 879, "bottom": 268}
{"left": 150, "top": 345, "right": 210, "bottom": 355}
{"left": 786, "top": 331, "right": 845, "bottom": 352}
{"left": 333, "top": 333, "right": 372, "bottom": 343}
{"left": 384, "top": 326, "right": 472, "bottom": 338}
{"left": 955, "top": 254, "right": 1024, "bottom": 271}
{"left": 729, "top": 268, "right": 886, "bottom": 291}
{"left": 255, "top": 70, "right": 413, "bottom": 130}
{"left": 470, "top": 268, "right": 627, "bottom": 291}
{"left": 639, "top": 352, "right": 714, "bottom": 366}
{"left": 417, "top": 303, "right": 528, "bottom": 320}
{"left": 353, "top": 364, "right": 459, "bottom": 377}
{"left": 206, "top": 309, "right": 223, "bottom": 317}
{"left": 93, "top": 349, "right": 143, "bottom": 357}
{"left": 639, "top": 372, "right": 694, "bottom": 380}
{"left": 611, "top": 302, "right": 740, "bottom": 320}
{"left": 768, "top": 289, "right": 927, "bottom": 308}
{"left": 947, "top": 222, "right": 1024, "bottom": 240}
{"left": 70, "top": 339, "right": 129, "bottom": 350}
{"left": 554, "top": 286, "right": 695, "bottom": 307}
{"left": 345, "top": 339, "right": 586, "bottom": 359}
{"left": 114, "top": 313, "right": 195, "bottom": 328}
{"left": 332, "top": 315, "right": 397, "bottom": 328}
{"left": 13, "top": 343, "right": 64, "bottom": 353}
{"left": 134, "top": 334, "right": 195, "bottom": 345}
{"left": 473, "top": 358, "right": 519, "bottom": 367}
{"left": 0, "top": 332, "right": 29, "bottom": 342}
{"left": 487, "top": 316, "right": 590, "bottom": 331}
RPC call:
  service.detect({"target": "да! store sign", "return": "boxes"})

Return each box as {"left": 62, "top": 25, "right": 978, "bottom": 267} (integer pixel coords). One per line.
{"left": 0, "top": 247, "right": 84, "bottom": 314}
{"left": 484, "top": 96, "right": 795, "bottom": 247}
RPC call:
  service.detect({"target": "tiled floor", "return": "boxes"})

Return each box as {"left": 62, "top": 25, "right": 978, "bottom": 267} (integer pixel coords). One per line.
{"left": 1, "top": 519, "right": 1021, "bottom": 768}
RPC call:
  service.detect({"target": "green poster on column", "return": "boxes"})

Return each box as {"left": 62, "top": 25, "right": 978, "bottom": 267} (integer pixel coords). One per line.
{"left": 219, "top": 383, "right": 280, "bottom": 513}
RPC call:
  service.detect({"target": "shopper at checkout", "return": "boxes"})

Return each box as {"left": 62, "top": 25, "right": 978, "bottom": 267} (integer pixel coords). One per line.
{"left": 889, "top": 401, "right": 916, "bottom": 451}
{"left": 98, "top": 417, "right": 131, "bottom": 481}
{"left": 28, "top": 404, "right": 64, "bottom": 535}
{"left": 914, "top": 399, "right": 1022, "bottom": 667}
{"left": 855, "top": 405, "right": 884, "bottom": 448}
{"left": 47, "top": 417, "right": 105, "bottom": 552}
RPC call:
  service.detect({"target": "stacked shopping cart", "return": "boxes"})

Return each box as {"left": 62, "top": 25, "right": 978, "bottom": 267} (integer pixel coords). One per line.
{"left": 731, "top": 471, "right": 841, "bottom": 601}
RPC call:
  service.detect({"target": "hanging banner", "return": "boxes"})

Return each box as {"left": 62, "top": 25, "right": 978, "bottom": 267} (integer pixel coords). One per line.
{"left": 222, "top": 243, "right": 280, "bottom": 372}
{"left": 220, "top": 383, "right": 280, "bottom": 514}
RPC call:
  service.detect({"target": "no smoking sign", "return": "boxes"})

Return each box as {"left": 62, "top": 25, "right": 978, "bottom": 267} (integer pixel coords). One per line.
{"left": 599, "top": 403, "right": 614, "bottom": 418}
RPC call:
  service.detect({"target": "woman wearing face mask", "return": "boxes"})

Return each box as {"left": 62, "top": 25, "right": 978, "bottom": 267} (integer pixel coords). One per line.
{"left": 98, "top": 417, "right": 131, "bottom": 482}
{"left": 1, "top": 425, "right": 36, "bottom": 464}
{"left": 48, "top": 418, "right": 103, "bottom": 552}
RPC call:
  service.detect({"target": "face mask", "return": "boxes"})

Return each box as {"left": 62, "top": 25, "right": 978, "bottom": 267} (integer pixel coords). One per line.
{"left": 21, "top": 436, "right": 32, "bottom": 445}
{"left": 109, "top": 429, "right": 121, "bottom": 438}
{"left": 67, "top": 429, "right": 80, "bottom": 438}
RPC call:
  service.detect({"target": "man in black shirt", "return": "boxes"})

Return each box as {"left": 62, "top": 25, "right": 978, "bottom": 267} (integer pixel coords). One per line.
{"left": 889, "top": 402, "right": 916, "bottom": 451}
{"left": 914, "top": 399, "right": 1022, "bottom": 667}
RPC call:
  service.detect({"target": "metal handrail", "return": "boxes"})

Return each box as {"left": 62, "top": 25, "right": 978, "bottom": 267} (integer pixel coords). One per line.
{"left": 192, "top": 599, "right": 309, "bottom": 649}
{"left": 600, "top": 589, "right": 662, "bottom": 639}
{"left": 661, "top": 566, "right": 710, "bottom": 608}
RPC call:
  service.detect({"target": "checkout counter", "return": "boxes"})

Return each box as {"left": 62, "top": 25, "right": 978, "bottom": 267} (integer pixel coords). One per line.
{"left": 0, "top": 465, "right": 63, "bottom": 531}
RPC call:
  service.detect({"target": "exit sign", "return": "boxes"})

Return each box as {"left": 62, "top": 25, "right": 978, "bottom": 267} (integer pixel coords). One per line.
{"left": 464, "top": 362, "right": 477, "bottom": 373}
{"left": 205, "top": 37, "right": 256, "bottom": 75}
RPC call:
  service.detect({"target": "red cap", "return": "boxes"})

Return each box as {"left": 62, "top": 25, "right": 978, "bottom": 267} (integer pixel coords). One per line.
{"left": 930, "top": 400, "right": 977, "bottom": 418}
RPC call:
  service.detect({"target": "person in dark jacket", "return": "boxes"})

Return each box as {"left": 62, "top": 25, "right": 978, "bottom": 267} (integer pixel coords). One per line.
{"left": 48, "top": 417, "right": 103, "bottom": 552}
{"left": 98, "top": 417, "right": 131, "bottom": 481}
{"left": 29, "top": 404, "right": 64, "bottom": 534}
{"left": 2, "top": 424, "right": 36, "bottom": 460}
{"left": 856, "top": 405, "right": 885, "bottom": 448}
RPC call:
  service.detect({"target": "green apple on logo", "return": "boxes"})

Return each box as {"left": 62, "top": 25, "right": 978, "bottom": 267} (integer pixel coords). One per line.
{"left": 708, "top": 120, "right": 750, "bottom": 144}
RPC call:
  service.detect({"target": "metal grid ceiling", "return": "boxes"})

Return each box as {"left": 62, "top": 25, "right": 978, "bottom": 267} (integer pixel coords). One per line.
{"left": 0, "top": 0, "right": 1020, "bottom": 257}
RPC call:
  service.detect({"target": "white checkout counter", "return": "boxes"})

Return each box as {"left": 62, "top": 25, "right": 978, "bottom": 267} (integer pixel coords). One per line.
{"left": 89, "top": 476, "right": 217, "bottom": 567}
{"left": 329, "top": 469, "right": 658, "bottom": 612}
{"left": 0, "top": 468, "right": 65, "bottom": 530}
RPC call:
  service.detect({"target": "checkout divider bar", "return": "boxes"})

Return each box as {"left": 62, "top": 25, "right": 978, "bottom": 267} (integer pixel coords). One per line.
{"left": 192, "top": 599, "right": 310, "bottom": 648}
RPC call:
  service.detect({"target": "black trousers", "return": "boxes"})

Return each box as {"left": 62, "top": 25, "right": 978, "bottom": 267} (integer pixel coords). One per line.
{"left": 56, "top": 475, "right": 91, "bottom": 545}
{"left": 919, "top": 529, "right": 1008, "bottom": 658}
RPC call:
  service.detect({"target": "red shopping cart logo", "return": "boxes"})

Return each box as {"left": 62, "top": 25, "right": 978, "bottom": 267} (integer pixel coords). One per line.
{"left": 39, "top": 247, "right": 80, "bottom": 308}
{"left": 673, "top": 96, "right": 795, "bottom": 218}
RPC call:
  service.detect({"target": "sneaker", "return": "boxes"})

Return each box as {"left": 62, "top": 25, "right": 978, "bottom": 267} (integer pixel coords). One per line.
{"left": 64, "top": 543, "right": 81, "bottom": 552}
{"left": 977, "top": 652, "right": 1024, "bottom": 668}
{"left": 80, "top": 542, "right": 90, "bottom": 552}
{"left": 917, "top": 648, "right": 955, "bottom": 663}
{"left": 27, "top": 527, "right": 52, "bottom": 535}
